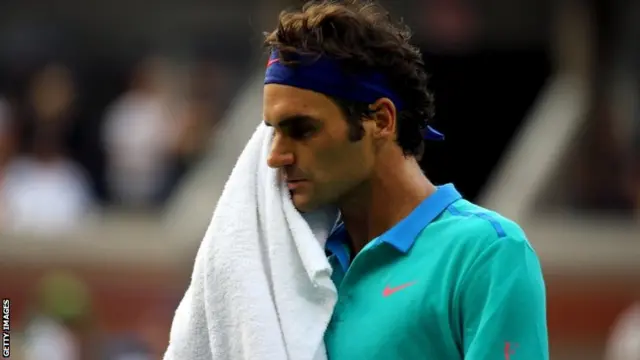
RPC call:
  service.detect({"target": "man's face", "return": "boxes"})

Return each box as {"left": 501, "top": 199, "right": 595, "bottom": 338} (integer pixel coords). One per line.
{"left": 263, "top": 84, "right": 376, "bottom": 212}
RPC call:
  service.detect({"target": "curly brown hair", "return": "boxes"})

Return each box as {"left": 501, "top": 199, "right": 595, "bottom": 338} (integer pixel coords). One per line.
{"left": 264, "top": 0, "right": 434, "bottom": 157}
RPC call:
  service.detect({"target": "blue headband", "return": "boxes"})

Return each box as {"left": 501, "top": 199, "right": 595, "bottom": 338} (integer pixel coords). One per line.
{"left": 264, "top": 51, "right": 444, "bottom": 141}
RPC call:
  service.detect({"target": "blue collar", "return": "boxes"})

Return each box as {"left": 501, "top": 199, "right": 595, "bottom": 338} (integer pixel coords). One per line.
{"left": 326, "top": 183, "right": 462, "bottom": 270}
{"left": 379, "top": 183, "right": 462, "bottom": 252}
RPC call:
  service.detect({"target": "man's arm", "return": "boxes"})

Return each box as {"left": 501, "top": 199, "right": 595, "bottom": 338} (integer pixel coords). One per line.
{"left": 457, "top": 235, "right": 549, "bottom": 360}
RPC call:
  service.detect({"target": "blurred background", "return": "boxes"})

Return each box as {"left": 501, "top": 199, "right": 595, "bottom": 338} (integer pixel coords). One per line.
{"left": 0, "top": 0, "right": 638, "bottom": 359}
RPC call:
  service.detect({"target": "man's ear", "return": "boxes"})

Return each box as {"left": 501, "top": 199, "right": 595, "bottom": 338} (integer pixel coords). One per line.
{"left": 369, "top": 97, "right": 396, "bottom": 140}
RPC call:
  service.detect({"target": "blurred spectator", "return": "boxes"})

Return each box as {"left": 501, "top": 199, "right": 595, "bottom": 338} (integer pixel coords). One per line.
{"left": 606, "top": 302, "right": 640, "bottom": 360}
{"left": 569, "top": 107, "right": 637, "bottom": 214}
{"left": 160, "top": 61, "right": 222, "bottom": 200}
{"left": 102, "top": 56, "right": 176, "bottom": 209}
{"left": 566, "top": 0, "right": 640, "bottom": 215}
{"left": 24, "top": 315, "right": 81, "bottom": 360}
{"left": 22, "top": 272, "right": 92, "bottom": 360}
{"left": 0, "top": 64, "right": 95, "bottom": 234}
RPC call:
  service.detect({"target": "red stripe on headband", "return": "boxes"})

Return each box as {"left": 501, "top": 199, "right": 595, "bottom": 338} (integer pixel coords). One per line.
{"left": 267, "top": 58, "right": 279, "bottom": 67}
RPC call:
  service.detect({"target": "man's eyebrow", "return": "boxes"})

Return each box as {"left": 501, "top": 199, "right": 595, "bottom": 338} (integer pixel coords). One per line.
{"left": 264, "top": 115, "right": 317, "bottom": 128}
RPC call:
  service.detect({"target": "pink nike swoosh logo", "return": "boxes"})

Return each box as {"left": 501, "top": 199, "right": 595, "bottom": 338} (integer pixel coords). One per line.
{"left": 383, "top": 282, "right": 416, "bottom": 297}
{"left": 267, "top": 58, "right": 279, "bottom": 67}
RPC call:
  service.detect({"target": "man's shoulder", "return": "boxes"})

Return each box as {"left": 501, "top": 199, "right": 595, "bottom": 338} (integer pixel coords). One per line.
{"left": 412, "top": 199, "right": 543, "bottom": 291}
{"left": 442, "top": 199, "right": 527, "bottom": 239}
{"left": 417, "top": 198, "right": 534, "bottom": 258}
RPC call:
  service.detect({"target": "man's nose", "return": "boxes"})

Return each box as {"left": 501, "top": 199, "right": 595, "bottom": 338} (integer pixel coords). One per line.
{"left": 266, "top": 135, "right": 294, "bottom": 168}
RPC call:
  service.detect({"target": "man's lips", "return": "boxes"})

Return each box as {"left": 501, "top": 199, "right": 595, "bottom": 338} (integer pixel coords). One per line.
{"left": 285, "top": 179, "right": 308, "bottom": 190}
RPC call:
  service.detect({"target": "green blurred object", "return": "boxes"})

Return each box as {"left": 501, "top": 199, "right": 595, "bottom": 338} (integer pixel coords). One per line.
{"left": 36, "top": 271, "right": 91, "bottom": 322}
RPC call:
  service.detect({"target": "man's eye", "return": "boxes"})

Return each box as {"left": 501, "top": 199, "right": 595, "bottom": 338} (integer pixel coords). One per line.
{"left": 289, "top": 126, "right": 316, "bottom": 140}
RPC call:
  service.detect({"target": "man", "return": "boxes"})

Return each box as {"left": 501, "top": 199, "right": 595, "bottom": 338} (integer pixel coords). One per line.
{"left": 262, "top": 0, "right": 548, "bottom": 359}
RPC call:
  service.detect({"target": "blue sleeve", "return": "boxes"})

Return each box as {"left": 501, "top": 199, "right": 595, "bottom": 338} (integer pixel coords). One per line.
{"left": 457, "top": 235, "right": 549, "bottom": 360}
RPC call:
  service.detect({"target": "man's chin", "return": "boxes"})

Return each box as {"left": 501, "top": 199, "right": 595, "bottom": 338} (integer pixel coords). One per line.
{"left": 290, "top": 192, "right": 317, "bottom": 213}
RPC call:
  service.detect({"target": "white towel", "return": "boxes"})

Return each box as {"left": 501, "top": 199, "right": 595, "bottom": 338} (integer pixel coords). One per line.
{"left": 163, "top": 123, "right": 339, "bottom": 360}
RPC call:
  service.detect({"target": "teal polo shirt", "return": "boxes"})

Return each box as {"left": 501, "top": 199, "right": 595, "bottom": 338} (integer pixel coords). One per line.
{"left": 323, "top": 184, "right": 548, "bottom": 360}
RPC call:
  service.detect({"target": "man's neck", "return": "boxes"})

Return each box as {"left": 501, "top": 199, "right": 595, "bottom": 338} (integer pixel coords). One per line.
{"left": 338, "top": 154, "right": 436, "bottom": 255}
